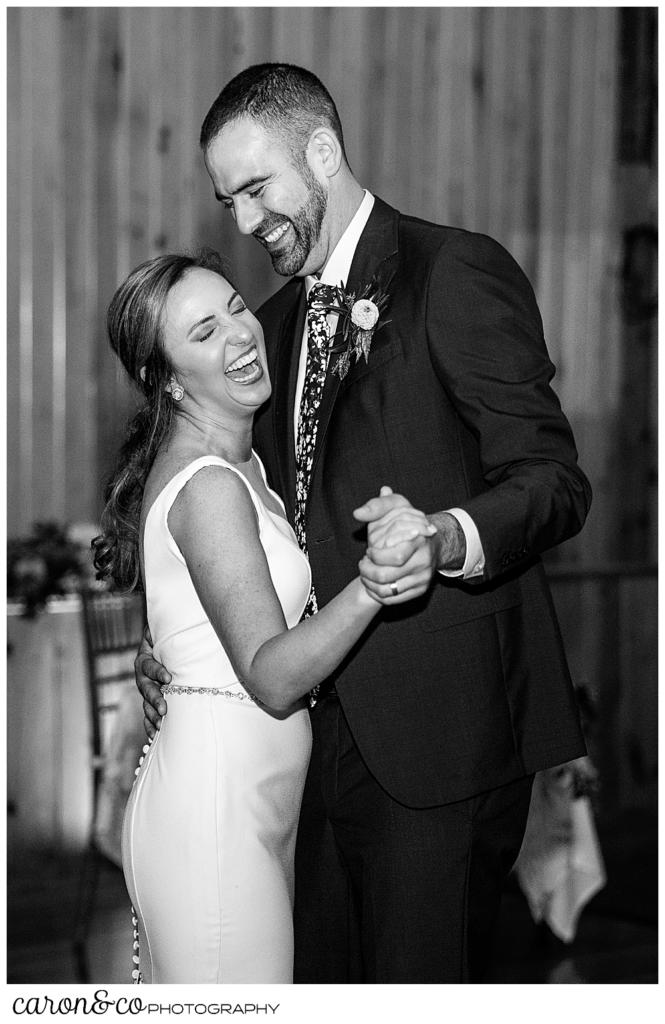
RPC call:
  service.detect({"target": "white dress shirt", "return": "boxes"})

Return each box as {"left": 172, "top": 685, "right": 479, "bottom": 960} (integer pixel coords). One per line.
{"left": 294, "top": 189, "right": 376, "bottom": 430}
{"left": 293, "top": 190, "right": 485, "bottom": 580}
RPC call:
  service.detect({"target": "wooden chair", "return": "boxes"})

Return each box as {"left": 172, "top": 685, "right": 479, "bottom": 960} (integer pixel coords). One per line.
{"left": 72, "top": 588, "right": 146, "bottom": 982}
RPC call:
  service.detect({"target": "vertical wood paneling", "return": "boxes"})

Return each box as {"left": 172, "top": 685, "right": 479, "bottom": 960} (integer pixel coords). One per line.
{"left": 232, "top": 6, "right": 273, "bottom": 71}
{"left": 113, "top": 8, "right": 130, "bottom": 282}
{"left": 537, "top": 8, "right": 574, "bottom": 371}
{"left": 146, "top": 8, "right": 166, "bottom": 260}
{"left": 94, "top": 10, "right": 124, "bottom": 491}
{"left": 407, "top": 12, "right": 429, "bottom": 219}
{"left": 417, "top": 8, "right": 441, "bottom": 220}
{"left": 174, "top": 11, "right": 196, "bottom": 251}
{"left": 189, "top": 5, "right": 231, "bottom": 260}
{"left": 503, "top": 10, "right": 541, "bottom": 281}
{"left": 125, "top": 10, "right": 153, "bottom": 269}
{"left": 361, "top": 7, "right": 391, "bottom": 210}
{"left": 15, "top": 12, "right": 35, "bottom": 533}
{"left": 432, "top": 9, "right": 464, "bottom": 224}
{"left": 6, "top": 6, "right": 647, "bottom": 571}
{"left": 272, "top": 6, "right": 316, "bottom": 68}
{"left": 379, "top": 10, "right": 412, "bottom": 211}
{"left": 215, "top": 9, "right": 258, "bottom": 300}
{"left": 7, "top": 9, "right": 23, "bottom": 535}
{"left": 328, "top": 9, "right": 375, "bottom": 193}
{"left": 561, "top": 10, "right": 598, "bottom": 407}
{"left": 584, "top": 11, "right": 621, "bottom": 565}
{"left": 30, "top": 11, "right": 60, "bottom": 522}
{"left": 51, "top": 21, "right": 67, "bottom": 524}
{"left": 219, "top": 5, "right": 261, "bottom": 275}
{"left": 16, "top": 12, "right": 35, "bottom": 532}
{"left": 588, "top": 15, "right": 621, "bottom": 414}
{"left": 482, "top": 8, "right": 511, "bottom": 244}
{"left": 561, "top": 10, "right": 620, "bottom": 565}
{"left": 160, "top": 8, "right": 195, "bottom": 254}
{"left": 62, "top": 9, "right": 98, "bottom": 524}
{"left": 451, "top": 8, "right": 478, "bottom": 228}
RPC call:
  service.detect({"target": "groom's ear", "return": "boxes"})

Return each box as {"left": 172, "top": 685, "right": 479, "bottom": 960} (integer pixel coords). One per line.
{"left": 306, "top": 127, "right": 343, "bottom": 179}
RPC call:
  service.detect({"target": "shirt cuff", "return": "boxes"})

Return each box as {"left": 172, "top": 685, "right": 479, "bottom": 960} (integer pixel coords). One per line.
{"left": 439, "top": 508, "right": 485, "bottom": 579}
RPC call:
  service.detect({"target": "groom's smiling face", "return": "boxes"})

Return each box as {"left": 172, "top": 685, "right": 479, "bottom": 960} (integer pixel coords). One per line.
{"left": 204, "top": 116, "right": 329, "bottom": 278}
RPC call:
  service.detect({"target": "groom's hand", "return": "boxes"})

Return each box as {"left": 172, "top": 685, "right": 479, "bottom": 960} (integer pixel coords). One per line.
{"left": 358, "top": 487, "right": 437, "bottom": 550}
{"left": 353, "top": 487, "right": 467, "bottom": 601}
{"left": 135, "top": 626, "right": 170, "bottom": 738}
{"left": 353, "top": 487, "right": 437, "bottom": 603}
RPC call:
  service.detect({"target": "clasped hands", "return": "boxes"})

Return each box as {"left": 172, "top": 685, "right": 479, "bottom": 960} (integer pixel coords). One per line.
{"left": 137, "top": 486, "right": 462, "bottom": 737}
{"left": 353, "top": 485, "right": 447, "bottom": 605}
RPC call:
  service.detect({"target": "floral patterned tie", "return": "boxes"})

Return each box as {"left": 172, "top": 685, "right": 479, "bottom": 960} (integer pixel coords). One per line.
{"left": 294, "top": 282, "right": 334, "bottom": 620}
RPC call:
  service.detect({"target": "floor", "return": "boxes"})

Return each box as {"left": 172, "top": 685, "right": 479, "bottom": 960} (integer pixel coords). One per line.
{"left": 6, "top": 808, "right": 658, "bottom": 986}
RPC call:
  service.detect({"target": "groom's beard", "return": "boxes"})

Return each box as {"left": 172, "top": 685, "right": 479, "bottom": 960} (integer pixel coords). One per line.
{"left": 253, "top": 172, "right": 327, "bottom": 277}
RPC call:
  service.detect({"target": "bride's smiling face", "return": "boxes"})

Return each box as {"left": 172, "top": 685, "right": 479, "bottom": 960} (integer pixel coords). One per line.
{"left": 161, "top": 268, "right": 271, "bottom": 416}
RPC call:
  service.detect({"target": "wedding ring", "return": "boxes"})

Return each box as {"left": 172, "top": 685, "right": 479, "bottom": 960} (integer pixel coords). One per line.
{"left": 390, "top": 582, "right": 399, "bottom": 597}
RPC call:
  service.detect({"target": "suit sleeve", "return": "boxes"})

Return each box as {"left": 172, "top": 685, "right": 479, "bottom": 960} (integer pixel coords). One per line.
{"left": 425, "top": 231, "right": 592, "bottom": 579}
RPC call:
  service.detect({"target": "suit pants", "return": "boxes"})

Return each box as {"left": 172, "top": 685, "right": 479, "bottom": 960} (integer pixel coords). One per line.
{"left": 293, "top": 693, "right": 533, "bottom": 983}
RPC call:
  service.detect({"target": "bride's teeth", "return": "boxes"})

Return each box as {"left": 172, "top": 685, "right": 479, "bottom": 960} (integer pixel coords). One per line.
{"left": 226, "top": 348, "right": 258, "bottom": 374}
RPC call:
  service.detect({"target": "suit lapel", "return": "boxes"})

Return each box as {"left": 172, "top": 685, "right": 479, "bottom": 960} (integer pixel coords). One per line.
{"left": 346, "top": 197, "right": 400, "bottom": 293}
{"left": 310, "top": 198, "right": 400, "bottom": 482}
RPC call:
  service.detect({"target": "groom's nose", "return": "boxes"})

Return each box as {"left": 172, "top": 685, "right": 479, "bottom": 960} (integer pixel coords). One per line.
{"left": 233, "top": 196, "right": 264, "bottom": 236}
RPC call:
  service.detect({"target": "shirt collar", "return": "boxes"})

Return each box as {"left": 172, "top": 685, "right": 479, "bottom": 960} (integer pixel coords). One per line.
{"left": 305, "top": 190, "right": 375, "bottom": 297}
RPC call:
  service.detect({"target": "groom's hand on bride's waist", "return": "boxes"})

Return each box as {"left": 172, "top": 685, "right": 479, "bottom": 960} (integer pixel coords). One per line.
{"left": 135, "top": 626, "right": 171, "bottom": 738}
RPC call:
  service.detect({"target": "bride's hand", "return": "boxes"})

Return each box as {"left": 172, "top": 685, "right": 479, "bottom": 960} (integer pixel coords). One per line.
{"left": 355, "top": 487, "right": 437, "bottom": 605}
{"left": 358, "top": 537, "right": 434, "bottom": 604}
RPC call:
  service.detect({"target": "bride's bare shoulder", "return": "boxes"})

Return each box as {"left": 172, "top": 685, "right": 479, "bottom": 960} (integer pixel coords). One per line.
{"left": 141, "top": 451, "right": 244, "bottom": 528}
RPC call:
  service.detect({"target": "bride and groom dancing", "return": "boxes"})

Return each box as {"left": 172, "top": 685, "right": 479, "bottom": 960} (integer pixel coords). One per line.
{"left": 94, "top": 63, "right": 591, "bottom": 984}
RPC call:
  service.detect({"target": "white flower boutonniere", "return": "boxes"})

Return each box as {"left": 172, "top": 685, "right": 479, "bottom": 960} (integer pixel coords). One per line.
{"left": 351, "top": 298, "right": 380, "bottom": 331}
{"left": 314, "top": 273, "right": 393, "bottom": 380}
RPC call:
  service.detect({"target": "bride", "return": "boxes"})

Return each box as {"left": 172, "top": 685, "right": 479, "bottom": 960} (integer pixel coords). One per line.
{"left": 93, "top": 250, "right": 431, "bottom": 984}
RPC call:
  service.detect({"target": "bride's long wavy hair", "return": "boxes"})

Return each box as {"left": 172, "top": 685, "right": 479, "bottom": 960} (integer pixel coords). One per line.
{"left": 93, "top": 249, "right": 232, "bottom": 592}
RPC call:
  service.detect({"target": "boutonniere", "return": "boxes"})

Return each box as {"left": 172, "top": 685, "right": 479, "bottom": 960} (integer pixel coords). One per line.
{"left": 315, "top": 267, "right": 394, "bottom": 380}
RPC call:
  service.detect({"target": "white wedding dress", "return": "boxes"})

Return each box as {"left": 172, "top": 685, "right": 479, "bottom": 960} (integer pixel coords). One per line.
{"left": 121, "top": 455, "right": 313, "bottom": 983}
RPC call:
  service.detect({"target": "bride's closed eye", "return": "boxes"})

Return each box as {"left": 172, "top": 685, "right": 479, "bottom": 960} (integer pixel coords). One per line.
{"left": 197, "top": 324, "right": 216, "bottom": 342}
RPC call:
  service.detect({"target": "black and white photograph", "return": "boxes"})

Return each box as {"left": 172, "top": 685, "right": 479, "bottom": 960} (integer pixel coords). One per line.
{"left": 5, "top": 2, "right": 658, "bottom": 1010}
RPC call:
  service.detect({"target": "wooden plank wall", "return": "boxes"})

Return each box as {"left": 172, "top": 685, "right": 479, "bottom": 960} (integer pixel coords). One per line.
{"left": 6, "top": 7, "right": 639, "bottom": 567}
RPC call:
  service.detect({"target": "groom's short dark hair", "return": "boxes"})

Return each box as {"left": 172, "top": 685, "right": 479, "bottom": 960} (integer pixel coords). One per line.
{"left": 200, "top": 63, "right": 347, "bottom": 166}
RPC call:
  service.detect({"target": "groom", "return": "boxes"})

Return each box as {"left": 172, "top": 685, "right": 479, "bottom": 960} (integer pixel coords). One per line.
{"left": 137, "top": 63, "right": 591, "bottom": 982}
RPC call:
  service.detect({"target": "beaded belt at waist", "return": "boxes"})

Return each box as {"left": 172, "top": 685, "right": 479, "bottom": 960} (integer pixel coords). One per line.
{"left": 160, "top": 684, "right": 261, "bottom": 705}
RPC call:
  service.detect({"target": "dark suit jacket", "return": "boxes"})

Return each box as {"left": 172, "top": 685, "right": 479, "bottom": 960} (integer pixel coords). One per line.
{"left": 254, "top": 196, "right": 591, "bottom": 808}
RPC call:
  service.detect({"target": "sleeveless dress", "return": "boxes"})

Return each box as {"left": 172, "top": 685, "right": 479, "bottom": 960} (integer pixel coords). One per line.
{"left": 121, "top": 455, "right": 313, "bottom": 984}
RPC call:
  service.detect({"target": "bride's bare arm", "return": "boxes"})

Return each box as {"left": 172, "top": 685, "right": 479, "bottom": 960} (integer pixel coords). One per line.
{"left": 168, "top": 466, "right": 383, "bottom": 711}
